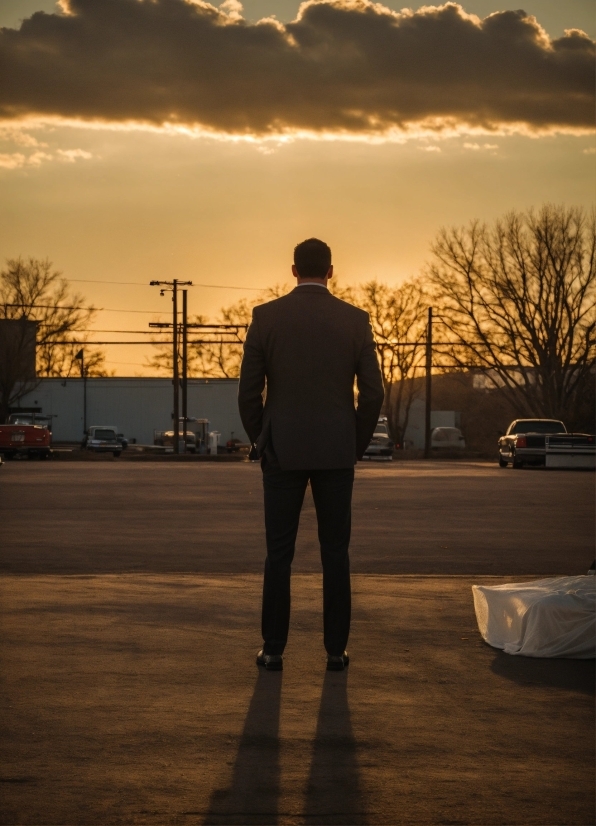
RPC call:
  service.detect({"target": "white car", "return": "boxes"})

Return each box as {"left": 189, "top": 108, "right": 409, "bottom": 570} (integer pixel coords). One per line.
{"left": 431, "top": 427, "right": 466, "bottom": 449}
{"left": 363, "top": 418, "right": 394, "bottom": 460}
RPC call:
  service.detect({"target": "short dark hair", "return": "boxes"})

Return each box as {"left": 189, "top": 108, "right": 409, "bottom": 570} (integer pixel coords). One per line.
{"left": 293, "top": 238, "right": 332, "bottom": 279}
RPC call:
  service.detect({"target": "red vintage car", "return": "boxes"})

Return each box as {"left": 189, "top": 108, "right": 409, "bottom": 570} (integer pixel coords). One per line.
{"left": 0, "top": 424, "right": 52, "bottom": 459}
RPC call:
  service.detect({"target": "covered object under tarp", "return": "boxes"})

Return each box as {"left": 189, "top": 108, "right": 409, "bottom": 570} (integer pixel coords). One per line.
{"left": 473, "top": 575, "right": 595, "bottom": 659}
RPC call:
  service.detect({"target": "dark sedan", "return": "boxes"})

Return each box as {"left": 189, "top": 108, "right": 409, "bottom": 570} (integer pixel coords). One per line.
{"left": 498, "top": 419, "right": 566, "bottom": 468}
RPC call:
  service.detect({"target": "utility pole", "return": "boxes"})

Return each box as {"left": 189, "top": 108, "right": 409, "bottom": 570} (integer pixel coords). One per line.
{"left": 172, "top": 282, "right": 179, "bottom": 452}
{"left": 75, "top": 348, "right": 87, "bottom": 434}
{"left": 424, "top": 307, "right": 433, "bottom": 459}
{"left": 181, "top": 289, "right": 188, "bottom": 450}
{"left": 150, "top": 279, "right": 192, "bottom": 454}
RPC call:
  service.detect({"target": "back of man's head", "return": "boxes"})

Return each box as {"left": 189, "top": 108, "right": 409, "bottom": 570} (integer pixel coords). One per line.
{"left": 294, "top": 238, "right": 332, "bottom": 280}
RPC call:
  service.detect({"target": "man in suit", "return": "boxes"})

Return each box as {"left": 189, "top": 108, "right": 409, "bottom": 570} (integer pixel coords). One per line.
{"left": 238, "top": 238, "right": 384, "bottom": 671}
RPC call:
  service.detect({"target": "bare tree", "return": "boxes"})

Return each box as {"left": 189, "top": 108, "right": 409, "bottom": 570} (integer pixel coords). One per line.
{"left": 357, "top": 279, "right": 428, "bottom": 445}
{"left": 147, "top": 280, "right": 427, "bottom": 446}
{"left": 145, "top": 279, "right": 428, "bottom": 446}
{"left": 197, "top": 298, "right": 254, "bottom": 378}
{"left": 0, "top": 257, "right": 108, "bottom": 421}
{"left": 146, "top": 288, "right": 288, "bottom": 379}
{"left": 145, "top": 312, "right": 209, "bottom": 377}
{"left": 426, "top": 205, "right": 596, "bottom": 427}
{"left": 43, "top": 342, "right": 109, "bottom": 380}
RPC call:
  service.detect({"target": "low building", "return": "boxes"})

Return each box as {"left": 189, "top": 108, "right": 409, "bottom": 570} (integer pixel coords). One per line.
{"left": 0, "top": 318, "right": 38, "bottom": 380}
{"left": 402, "top": 399, "right": 461, "bottom": 449}
{"left": 392, "top": 371, "right": 521, "bottom": 454}
{"left": 12, "top": 377, "right": 248, "bottom": 445}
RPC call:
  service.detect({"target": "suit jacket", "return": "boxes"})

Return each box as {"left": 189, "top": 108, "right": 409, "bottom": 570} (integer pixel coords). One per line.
{"left": 238, "top": 285, "right": 385, "bottom": 470}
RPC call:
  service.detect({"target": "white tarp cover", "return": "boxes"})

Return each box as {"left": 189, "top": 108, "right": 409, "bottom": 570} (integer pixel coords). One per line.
{"left": 472, "top": 575, "right": 596, "bottom": 659}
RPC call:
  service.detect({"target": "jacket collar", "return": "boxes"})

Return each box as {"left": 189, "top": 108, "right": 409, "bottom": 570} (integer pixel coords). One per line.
{"left": 291, "top": 284, "right": 331, "bottom": 295}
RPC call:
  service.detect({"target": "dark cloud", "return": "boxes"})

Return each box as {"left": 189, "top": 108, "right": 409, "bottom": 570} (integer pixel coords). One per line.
{"left": 0, "top": 0, "right": 593, "bottom": 135}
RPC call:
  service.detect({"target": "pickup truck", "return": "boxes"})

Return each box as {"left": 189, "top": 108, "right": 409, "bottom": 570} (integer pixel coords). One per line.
{"left": 82, "top": 426, "right": 123, "bottom": 457}
{"left": 8, "top": 413, "right": 53, "bottom": 430}
{"left": 498, "top": 419, "right": 595, "bottom": 469}
{"left": 0, "top": 424, "right": 52, "bottom": 459}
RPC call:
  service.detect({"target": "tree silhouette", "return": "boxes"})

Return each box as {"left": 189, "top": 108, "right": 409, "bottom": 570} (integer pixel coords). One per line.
{"left": 0, "top": 257, "right": 107, "bottom": 421}
{"left": 427, "top": 205, "right": 596, "bottom": 427}
{"left": 146, "top": 288, "right": 287, "bottom": 379}
{"left": 356, "top": 279, "right": 428, "bottom": 445}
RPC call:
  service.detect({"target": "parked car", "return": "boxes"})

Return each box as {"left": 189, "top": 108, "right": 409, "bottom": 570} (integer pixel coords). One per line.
{"left": 0, "top": 424, "right": 52, "bottom": 459}
{"left": 82, "top": 426, "right": 123, "bottom": 457}
{"left": 363, "top": 417, "right": 394, "bottom": 460}
{"left": 431, "top": 426, "right": 465, "bottom": 449}
{"left": 498, "top": 419, "right": 566, "bottom": 467}
{"left": 8, "top": 413, "right": 53, "bottom": 431}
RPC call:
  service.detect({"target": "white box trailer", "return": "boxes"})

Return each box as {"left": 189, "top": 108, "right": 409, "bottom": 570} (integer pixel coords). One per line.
{"left": 544, "top": 434, "right": 595, "bottom": 469}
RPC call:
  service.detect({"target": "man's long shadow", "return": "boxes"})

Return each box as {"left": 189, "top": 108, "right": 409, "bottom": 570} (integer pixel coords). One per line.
{"left": 303, "top": 671, "right": 367, "bottom": 826}
{"left": 203, "top": 669, "right": 282, "bottom": 825}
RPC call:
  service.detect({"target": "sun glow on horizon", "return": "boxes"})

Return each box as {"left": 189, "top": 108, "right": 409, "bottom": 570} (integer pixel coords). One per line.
{"left": 0, "top": 0, "right": 593, "bottom": 375}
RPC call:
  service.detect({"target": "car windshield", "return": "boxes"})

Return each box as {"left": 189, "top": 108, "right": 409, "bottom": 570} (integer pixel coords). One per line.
{"left": 93, "top": 429, "right": 117, "bottom": 440}
{"left": 510, "top": 420, "right": 565, "bottom": 435}
{"left": 374, "top": 425, "right": 388, "bottom": 436}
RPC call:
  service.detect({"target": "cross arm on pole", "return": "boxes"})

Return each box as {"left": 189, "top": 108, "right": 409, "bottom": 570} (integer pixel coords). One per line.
{"left": 149, "top": 280, "right": 193, "bottom": 287}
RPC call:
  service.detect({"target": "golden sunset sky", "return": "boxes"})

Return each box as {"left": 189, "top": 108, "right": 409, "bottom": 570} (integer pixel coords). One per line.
{"left": 1, "top": 0, "right": 594, "bottom": 374}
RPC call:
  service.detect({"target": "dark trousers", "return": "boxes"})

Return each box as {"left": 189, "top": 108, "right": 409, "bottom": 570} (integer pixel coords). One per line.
{"left": 261, "top": 455, "right": 354, "bottom": 656}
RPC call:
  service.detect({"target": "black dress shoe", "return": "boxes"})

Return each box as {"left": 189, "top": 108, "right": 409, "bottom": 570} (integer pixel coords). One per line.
{"left": 326, "top": 651, "right": 349, "bottom": 671}
{"left": 256, "top": 649, "right": 283, "bottom": 671}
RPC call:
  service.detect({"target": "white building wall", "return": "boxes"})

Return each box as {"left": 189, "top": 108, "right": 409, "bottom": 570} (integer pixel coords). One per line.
{"left": 14, "top": 378, "right": 248, "bottom": 444}
{"left": 402, "top": 399, "right": 460, "bottom": 449}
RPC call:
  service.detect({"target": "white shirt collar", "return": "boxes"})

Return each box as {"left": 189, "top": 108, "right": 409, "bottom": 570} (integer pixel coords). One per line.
{"left": 295, "top": 282, "right": 328, "bottom": 289}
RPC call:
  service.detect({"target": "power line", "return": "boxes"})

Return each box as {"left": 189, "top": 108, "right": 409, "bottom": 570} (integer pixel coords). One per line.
{"left": 64, "top": 328, "right": 168, "bottom": 336}
{"left": 69, "top": 278, "right": 267, "bottom": 291}
{"left": 36, "top": 335, "right": 469, "bottom": 345}
{"left": 36, "top": 329, "right": 477, "bottom": 344}
{"left": 41, "top": 340, "right": 245, "bottom": 345}
{"left": 65, "top": 279, "right": 162, "bottom": 286}
{"left": 99, "top": 308, "right": 170, "bottom": 314}
{"left": 6, "top": 304, "right": 170, "bottom": 314}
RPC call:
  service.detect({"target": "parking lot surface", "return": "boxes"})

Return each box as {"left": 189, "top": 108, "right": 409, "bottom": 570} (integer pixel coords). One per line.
{"left": 1, "top": 461, "right": 594, "bottom": 575}
{"left": 1, "top": 573, "right": 594, "bottom": 826}
{"left": 1, "top": 462, "right": 594, "bottom": 825}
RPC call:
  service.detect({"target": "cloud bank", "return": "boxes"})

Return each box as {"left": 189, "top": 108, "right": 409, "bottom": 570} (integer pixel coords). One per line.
{"left": 0, "top": 0, "right": 593, "bottom": 137}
